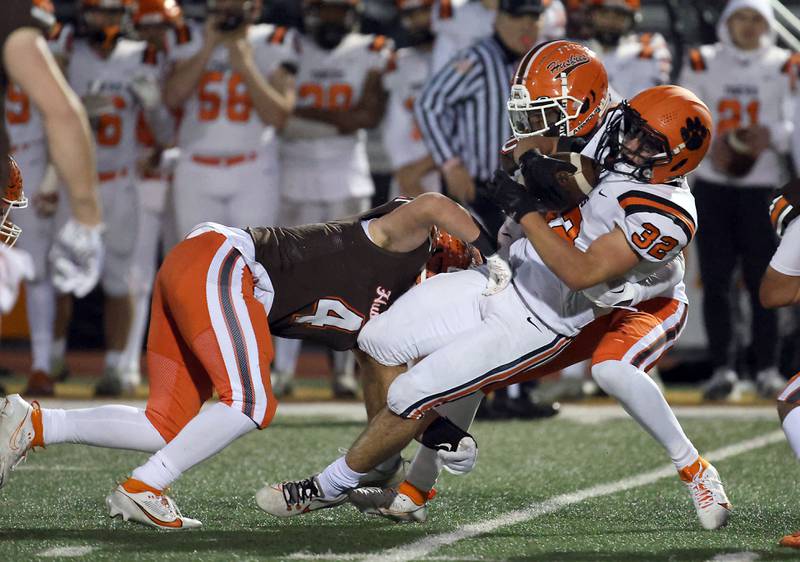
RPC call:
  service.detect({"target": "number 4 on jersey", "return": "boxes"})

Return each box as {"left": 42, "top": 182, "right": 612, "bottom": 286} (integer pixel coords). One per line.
{"left": 293, "top": 298, "right": 364, "bottom": 332}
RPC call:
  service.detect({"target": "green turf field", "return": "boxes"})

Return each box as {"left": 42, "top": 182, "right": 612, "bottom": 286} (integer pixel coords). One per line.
{"left": 0, "top": 403, "right": 798, "bottom": 561}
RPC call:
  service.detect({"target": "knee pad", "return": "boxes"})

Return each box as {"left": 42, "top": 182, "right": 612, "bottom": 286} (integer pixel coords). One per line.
{"left": 591, "top": 360, "right": 639, "bottom": 397}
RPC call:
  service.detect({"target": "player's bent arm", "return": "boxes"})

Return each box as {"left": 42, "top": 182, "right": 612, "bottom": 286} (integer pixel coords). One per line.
{"left": 237, "top": 61, "right": 296, "bottom": 129}
{"left": 369, "top": 192, "right": 480, "bottom": 253}
{"left": 395, "top": 155, "right": 436, "bottom": 197}
{"left": 294, "top": 70, "right": 387, "bottom": 134}
{"left": 163, "top": 42, "right": 216, "bottom": 110}
{"left": 519, "top": 213, "right": 639, "bottom": 291}
{"left": 4, "top": 29, "right": 101, "bottom": 226}
{"left": 760, "top": 266, "right": 800, "bottom": 309}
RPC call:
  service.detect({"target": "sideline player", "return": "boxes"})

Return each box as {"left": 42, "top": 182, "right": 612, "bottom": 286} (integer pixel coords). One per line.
{"left": 259, "top": 84, "right": 731, "bottom": 531}
{"left": 272, "top": 0, "right": 394, "bottom": 398}
{"left": 760, "top": 182, "right": 800, "bottom": 548}
{"left": 118, "top": 0, "right": 186, "bottom": 392}
{"left": 164, "top": 0, "right": 297, "bottom": 239}
{"left": 46, "top": 0, "right": 164, "bottom": 397}
{"left": 0, "top": 193, "right": 509, "bottom": 529}
{"left": 1, "top": 0, "right": 104, "bottom": 394}
{"left": 586, "top": 0, "right": 671, "bottom": 99}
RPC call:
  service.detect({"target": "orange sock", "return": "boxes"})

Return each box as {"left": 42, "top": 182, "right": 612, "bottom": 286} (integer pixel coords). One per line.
{"left": 30, "top": 401, "right": 44, "bottom": 448}
{"left": 122, "top": 477, "right": 163, "bottom": 495}
{"left": 678, "top": 456, "right": 708, "bottom": 482}
{"left": 398, "top": 480, "right": 427, "bottom": 506}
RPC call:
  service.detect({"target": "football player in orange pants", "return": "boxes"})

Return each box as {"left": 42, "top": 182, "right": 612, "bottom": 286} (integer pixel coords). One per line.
{"left": 0, "top": 192, "right": 511, "bottom": 529}
{"left": 760, "top": 183, "right": 800, "bottom": 547}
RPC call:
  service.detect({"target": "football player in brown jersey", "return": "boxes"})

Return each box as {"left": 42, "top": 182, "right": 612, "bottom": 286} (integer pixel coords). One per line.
{"left": 0, "top": 192, "right": 508, "bottom": 529}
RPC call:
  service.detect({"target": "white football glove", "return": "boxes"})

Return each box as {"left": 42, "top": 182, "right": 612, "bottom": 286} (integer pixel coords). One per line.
{"left": 49, "top": 219, "right": 104, "bottom": 298}
{"left": 584, "top": 253, "right": 686, "bottom": 309}
{"left": 0, "top": 245, "right": 34, "bottom": 314}
{"left": 483, "top": 253, "right": 512, "bottom": 296}
{"left": 130, "top": 74, "right": 162, "bottom": 110}
{"left": 438, "top": 435, "right": 478, "bottom": 475}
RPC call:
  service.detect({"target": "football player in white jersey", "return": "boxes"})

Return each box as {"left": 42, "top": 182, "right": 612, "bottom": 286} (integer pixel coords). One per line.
{"left": 259, "top": 84, "right": 731, "bottom": 530}
{"left": 163, "top": 0, "right": 297, "bottom": 241}
{"left": 585, "top": 0, "right": 671, "bottom": 100}
{"left": 762, "top": 184, "right": 800, "bottom": 548}
{"left": 271, "top": 0, "right": 393, "bottom": 399}
{"left": 381, "top": 0, "right": 439, "bottom": 197}
{"left": 679, "top": 0, "right": 793, "bottom": 401}
{"left": 49, "top": 0, "right": 165, "bottom": 396}
{"left": 118, "top": 0, "right": 185, "bottom": 392}
{"left": 430, "top": 0, "right": 565, "bottom": 72}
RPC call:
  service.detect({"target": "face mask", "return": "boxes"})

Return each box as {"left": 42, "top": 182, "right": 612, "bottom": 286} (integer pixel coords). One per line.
{"left": 215, "top": 10, "right": 246, "bottom": 32}
{"left": 594, "top": 29, "right": 623, "bottom": 47}
{"left": 313, "top": 22, "right": 349, "bottom": 49}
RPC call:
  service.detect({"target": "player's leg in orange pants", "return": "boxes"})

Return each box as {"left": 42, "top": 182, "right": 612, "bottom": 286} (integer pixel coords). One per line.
{"left": 132, "top": 231, "right": 276, "bottom": 490}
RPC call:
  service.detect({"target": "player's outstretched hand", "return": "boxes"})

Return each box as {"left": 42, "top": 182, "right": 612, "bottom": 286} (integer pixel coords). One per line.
{"left": 0, "top": 245, "right": 34, "bottom": 314}
{"left": 420, "top": 416, "right": 479, "bottom": 475}
{"left": 487, "top": 169, "right": 539, "bottom": 223}
{"left": 483, "top": 253, "right": 511, "bottom": 296}
{"left": 439, "top": 434, "right": 478, "bottom": 475}
{"left": 518, "top": 151, "right": 576, "bottom": 212}
{"left": 50, "top": 219, "right": 104, "bottom": 298}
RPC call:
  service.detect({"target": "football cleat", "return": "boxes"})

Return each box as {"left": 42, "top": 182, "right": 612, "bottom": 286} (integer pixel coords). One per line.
{"left": 0, "top": 394, "right": 41, "bottom": 490}
{"left": 679, "top": 456, "right": 732, "bottom": 530}
{"left": 106, "top": 478, "right": 202, "bottom": 530}
{"left": 701, "top": 368, "right": 738, "bottom": 401}
{"left": 348, "top": 485, "right": 429, "bottom": 523}
{"left": 358, "top": 456, "right": 408, "bottom": 489}
{"left": 756, "top": 367, "right": 787, "bottom": 399}
{"left": 255, "top": 475, "right": 347, "bottom": 517}
{"left": 780, "top": 530, "right": 800, "bottom": 548}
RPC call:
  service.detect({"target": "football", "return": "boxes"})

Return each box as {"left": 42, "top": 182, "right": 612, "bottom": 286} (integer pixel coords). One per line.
{"left": 549, "top": 151, "right": 601, "bottom": 208}
{"left": 722, "top": 129, "right": 758, "bottom": 178}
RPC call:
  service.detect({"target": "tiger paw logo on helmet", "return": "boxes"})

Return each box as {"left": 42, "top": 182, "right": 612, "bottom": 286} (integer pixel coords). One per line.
{"left": 681, "top": 117, "right": 709, "bottom": 152}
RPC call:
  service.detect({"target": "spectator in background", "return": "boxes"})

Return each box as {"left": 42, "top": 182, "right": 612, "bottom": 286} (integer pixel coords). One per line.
{"left": 382, "top": 0, "right": 439, "bottom": 197}
{"left": 430, "top": 0, "right": 564, "bottom": 72}
{"left": 680, "top": 0, "right": 794, "bottom": 400}
{"left": 586, "top": 0, "right": 671, "bottom": 99}
{"left": 271, "top": 0, "right": 393, "bottom": 399}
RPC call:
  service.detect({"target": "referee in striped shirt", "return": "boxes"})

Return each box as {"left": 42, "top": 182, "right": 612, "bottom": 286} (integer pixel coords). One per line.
{"left": 414, "top": 0, "right": 547, "bottom": 235}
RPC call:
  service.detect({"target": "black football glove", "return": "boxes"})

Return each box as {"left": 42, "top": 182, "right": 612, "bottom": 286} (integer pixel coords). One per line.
{"left": 518, "top": 151, "right": 578, "bottom": 212}
{"left": 487, "top": 169, "right": 540, "bottom": 222}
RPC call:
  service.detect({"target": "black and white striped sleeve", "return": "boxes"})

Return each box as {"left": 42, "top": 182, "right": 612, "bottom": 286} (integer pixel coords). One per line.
{"left": 414, "top": 49, "right": 483, "bottom": 166}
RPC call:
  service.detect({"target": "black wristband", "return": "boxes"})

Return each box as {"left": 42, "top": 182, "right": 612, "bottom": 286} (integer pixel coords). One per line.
{"left": 470, "top": 218, "right": 498, "bottom": 257}
{"left": 420, "top": 416, "right": 475, "bottom": 452}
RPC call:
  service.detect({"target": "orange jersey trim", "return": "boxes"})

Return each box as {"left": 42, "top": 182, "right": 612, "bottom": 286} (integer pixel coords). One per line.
{"left": 617, "top": 192, "right": 696, "bottom": 241}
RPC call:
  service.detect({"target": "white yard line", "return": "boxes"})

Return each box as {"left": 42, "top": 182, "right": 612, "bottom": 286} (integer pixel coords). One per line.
{"left": 356, "top": 430, "right": 784, "bottom": 562}
{"left": 37, "top": 546, "right": 97, "bottom": 558}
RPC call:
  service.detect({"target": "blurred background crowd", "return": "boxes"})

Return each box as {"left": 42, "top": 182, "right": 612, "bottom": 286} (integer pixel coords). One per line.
{"left": 3, "top": 0, "right": 800, "bottom": 418}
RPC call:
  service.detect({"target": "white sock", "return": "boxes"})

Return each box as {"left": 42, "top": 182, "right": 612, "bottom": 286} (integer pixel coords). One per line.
{"left": 120, "top": 290, "right": 151, "bottom": 374}
{"left": 25, "top": 281, "right": 56, "bottom": 373}
{"left": 592, "top": 360, "right": 698, "bottom": 469}
{"left": 407, "top": 393, "right": 483, "bottom": 492}
{"left": 406, "top": 446, "right": 442, "bottom": 492}
{"left": 131, "top": 402, "right": 255, "bottom": 490}
{"left": 783, "top": 407, "right": 800, "bottom": 459}
{"left": 273, "top": 337, "right": 302, "bottom": 374}
{"left": 561, "top": 359, "right": 589, "bottom": 379}
{"left": 51, "top": 337, "right": 66, "bottom": 365}
{"left": 317, "top": 456, "right": 366, "bottom": 498}
{"left": 104, "top": 351, "right": 122, "bottom": 371}
{"left": 41, "top": 405, "right": 166, "bottom": 452}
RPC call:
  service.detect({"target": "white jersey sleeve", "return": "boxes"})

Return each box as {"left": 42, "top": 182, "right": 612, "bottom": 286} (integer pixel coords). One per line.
{"left": 167, "top": 20, "right": 204, "bottom": 62}
{"left": 614, "top": 186, "right": 696, "bottom": 263}
{"left": 770, "top": 219, "right": 800, "bottom": 276}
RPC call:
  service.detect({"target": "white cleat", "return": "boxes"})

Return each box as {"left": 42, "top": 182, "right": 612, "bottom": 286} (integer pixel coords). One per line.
{"left": 255, "top": 475, "right": 347, "bottom": 517}
{"left": 679, "top": 456, "right": 732, "bottom": 530}
{"left": 359, "top": 456, "right": 408, "bottom": 489}
{"left": 0, "top": 394, "right": 38, "bottom": 490}
{"left": 348, "top": 487, "right": 428, "bottom": 523}
{"left": 106, "top": 478, "right": 202, "bottom": 530}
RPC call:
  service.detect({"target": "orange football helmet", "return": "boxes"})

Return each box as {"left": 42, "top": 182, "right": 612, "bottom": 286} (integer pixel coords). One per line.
{"left": 1, "top": 157, "right": 28, "bottom": 247}
{"left": 508, "top": 40, "right": 609, "bottom": 139}
{"left": 134, "top": 0, "right": 182, "bottom": 25}
{"left": 594, "top": 85, "right": 712, "bottom": 185}
{"left": 588, "top": 0, "right": 640, "bottom": 11}
{"left": 396, "top": 0, "right": 434, "bottom": 10}
{"left": 418, "top": 227, "right": 477, "bottom": 283}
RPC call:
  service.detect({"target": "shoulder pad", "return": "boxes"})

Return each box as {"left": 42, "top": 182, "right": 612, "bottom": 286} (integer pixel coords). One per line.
{"left": 268, "top": 26, "right": 289, "bottom": 45}
{"left": 688, "top": 48, "right": 706, "bottom": 72}
{"left": 617, "top": 189, "right": 697, "bottom": 243}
